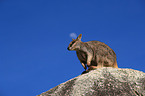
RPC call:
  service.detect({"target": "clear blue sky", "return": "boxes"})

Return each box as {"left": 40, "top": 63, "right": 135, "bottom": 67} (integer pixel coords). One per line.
{"left": 0, "top": 0, "right": 145, "bottom": 96}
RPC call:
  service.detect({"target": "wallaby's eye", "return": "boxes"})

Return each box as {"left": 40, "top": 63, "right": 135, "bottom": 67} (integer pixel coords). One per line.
{"left": 70, "top": 41, "right": 76, "bottom": 47}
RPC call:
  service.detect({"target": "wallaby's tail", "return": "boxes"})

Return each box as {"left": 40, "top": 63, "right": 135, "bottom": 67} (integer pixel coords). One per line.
{"left": 113, "top": 60, "right": 118, "bottom": 68}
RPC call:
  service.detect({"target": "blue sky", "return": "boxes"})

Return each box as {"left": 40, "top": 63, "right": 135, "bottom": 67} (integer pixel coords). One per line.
{"left": 0, "top": 0, "right": 145, "bottom": 96}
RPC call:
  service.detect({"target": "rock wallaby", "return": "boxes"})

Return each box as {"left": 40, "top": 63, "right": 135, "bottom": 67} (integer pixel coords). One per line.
{"left": 67, "top": 34, "right": 118, "bottom": 72}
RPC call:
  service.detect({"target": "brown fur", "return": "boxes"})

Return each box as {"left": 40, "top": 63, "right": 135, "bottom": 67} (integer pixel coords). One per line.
{"left": 67, "top": 34, "right": 118, "bottom": 72}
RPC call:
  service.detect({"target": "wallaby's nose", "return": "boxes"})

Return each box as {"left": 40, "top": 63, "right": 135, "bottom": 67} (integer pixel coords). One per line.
{"left": 67, "top": 47, "right": 70, "bottom": 50}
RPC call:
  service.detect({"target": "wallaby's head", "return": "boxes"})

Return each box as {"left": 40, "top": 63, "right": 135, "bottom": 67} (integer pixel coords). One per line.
{"left": 67, "top": 34, "right": 82, "bottom": 51}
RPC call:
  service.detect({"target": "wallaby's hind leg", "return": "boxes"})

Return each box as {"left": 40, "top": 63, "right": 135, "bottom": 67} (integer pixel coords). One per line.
{"left": 88, "top": 66, "right": 97, "bottom": 70}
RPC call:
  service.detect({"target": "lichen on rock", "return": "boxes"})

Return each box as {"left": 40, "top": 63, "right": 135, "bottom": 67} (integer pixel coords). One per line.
{"left": 38, "top": 67, "right": 145, "bottom": 96}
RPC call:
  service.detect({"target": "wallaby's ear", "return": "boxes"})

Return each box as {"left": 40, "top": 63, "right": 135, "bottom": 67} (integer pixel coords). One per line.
{"left": 77, "top": 34, "right": 82, "bottom": 40}
{"left": 72, "top": 38, "right": 75, "bottom": 41}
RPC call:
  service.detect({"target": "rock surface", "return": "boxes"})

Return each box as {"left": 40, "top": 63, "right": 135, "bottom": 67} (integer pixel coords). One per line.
{"left": 38, "top": 67, "right": 145, "bottom": 96}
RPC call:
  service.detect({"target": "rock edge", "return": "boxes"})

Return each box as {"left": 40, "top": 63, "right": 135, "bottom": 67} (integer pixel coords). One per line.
{"left": 38, "top": 68, "right": 145, "bottom": 96}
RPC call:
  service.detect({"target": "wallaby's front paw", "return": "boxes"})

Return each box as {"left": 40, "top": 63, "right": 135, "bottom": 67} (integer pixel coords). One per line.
{"left": 81, "top": 70, "right": 89, "bottom": 74}
{"left": 87, "top": 62, "right": 91, "bottom": 67}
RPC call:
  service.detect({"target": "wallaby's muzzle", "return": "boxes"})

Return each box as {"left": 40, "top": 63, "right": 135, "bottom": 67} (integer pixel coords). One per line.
{"left": 67, "top": 47, "right": 70, "bottom": 50}
{"left": 67, "top": 47, "right": 73, "bottom": 51}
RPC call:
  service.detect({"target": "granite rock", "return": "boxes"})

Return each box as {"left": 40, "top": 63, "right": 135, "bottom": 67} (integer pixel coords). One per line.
{"left": 38, "top": 67, "right": 145, "bottom": 96}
